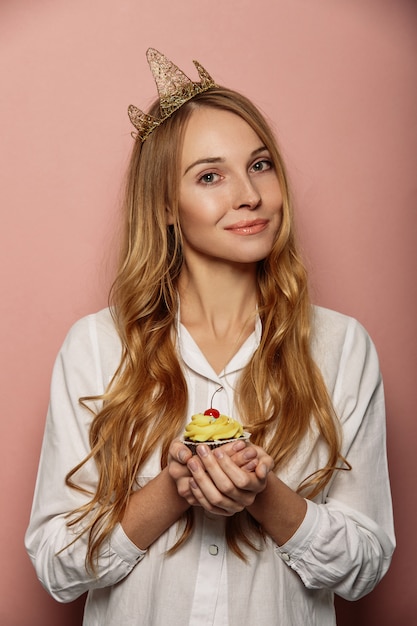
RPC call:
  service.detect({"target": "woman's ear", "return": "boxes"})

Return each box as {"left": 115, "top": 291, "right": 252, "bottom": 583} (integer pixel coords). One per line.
{"left": 165, "top": 206, "right": 175, "bottom": 225}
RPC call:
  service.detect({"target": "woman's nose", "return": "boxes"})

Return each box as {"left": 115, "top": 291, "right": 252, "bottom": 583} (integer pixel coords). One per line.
{"left": 232, "top": 175, "right": 261, "bottom": 210}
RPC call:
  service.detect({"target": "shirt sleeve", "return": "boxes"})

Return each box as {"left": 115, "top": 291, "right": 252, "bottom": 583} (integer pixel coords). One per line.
{"left": 275, "top": 316, "right": 395, "bottom": 600}
{"left": 24, "top": 314, "right": 146, "bottom": 603}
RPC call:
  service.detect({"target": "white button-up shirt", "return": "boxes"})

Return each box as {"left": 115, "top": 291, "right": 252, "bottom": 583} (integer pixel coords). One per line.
{"left": 25, "top": 306, "right": 395, "bottom": 625}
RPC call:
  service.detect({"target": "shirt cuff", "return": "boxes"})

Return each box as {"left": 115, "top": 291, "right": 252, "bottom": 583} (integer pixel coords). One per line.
{"left": 274, "top": 499, "right": 319, "bottom": 565}
{"left": 110, "top": 523, "right": 147, "bottom": 566}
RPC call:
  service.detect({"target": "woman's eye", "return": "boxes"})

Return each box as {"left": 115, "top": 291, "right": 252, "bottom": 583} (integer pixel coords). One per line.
{"left": 251, "top": 159, "right": 272, "bottom": 173}
{"left": 198, "top": 172, "right": 219, "bottom": 185}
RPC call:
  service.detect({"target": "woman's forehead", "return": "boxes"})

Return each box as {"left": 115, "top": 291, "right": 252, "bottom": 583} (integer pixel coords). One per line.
{"left": 180, "top": 107, "right": 264, "bottom": 164}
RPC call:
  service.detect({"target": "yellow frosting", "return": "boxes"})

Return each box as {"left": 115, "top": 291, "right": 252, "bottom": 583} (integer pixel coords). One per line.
{"left": 184, "top": 413, "right": 244, "bottom": 442}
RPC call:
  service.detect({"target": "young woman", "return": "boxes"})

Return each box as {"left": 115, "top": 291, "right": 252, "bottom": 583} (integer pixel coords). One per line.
{"left": 25, "top": 49, "right": 395, "bottom": 625}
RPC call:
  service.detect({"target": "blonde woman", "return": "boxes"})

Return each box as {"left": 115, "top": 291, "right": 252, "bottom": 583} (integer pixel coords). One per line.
{"left": 26, "top": 49, "right": 395, "bottom": 625}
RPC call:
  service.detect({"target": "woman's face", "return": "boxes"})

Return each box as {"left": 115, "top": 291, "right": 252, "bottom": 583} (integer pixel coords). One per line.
{"left": 172, "top": 106, "right": 283, "bottom": 268}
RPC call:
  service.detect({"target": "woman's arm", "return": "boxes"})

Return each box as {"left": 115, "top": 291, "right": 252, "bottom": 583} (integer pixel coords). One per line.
{"left": 25, "top": 313, "right": 188, "bottom": 602}
{"left": 121, "top": 465, "right": 190, "bottom": 550}
{"left": 274, "top": 317, "right": 396, "bottom": 600}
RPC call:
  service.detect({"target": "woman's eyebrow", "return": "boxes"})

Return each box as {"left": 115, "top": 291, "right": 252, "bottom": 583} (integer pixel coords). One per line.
{"left": 183, "top": 157, "right": 224, "bottom": 176}
{"left": 183, "top": 146, "right": 268, "bottom": 176}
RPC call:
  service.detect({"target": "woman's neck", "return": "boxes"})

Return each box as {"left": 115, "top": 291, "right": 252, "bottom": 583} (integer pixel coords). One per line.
{"left": 178, "top": 261, "right": 258, "bottom": 374}
{"left": 179, "top": 260, "right": 257, "bottom": 326}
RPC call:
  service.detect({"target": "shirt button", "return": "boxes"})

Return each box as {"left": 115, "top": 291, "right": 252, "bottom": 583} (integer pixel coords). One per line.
{"left": 280, "top": 552, "right": 291, "bottom": 562}
{"left": 209, "top": 544, "right": 219, "bottom": 556}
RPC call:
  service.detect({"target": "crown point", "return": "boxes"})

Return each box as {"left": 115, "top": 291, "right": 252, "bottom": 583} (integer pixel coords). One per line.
{"left": 128, "top": 48, "right": 216, "bottom": 141}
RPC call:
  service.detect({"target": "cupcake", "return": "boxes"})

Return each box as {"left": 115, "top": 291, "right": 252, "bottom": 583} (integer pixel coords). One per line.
{"left": 183, "top": 410, "right": 250, "bottom": 455}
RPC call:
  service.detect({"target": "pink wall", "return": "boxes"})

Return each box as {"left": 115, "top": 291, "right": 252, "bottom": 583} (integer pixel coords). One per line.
{"left": 1, "top": 1, "right": 415, "bottom": 624}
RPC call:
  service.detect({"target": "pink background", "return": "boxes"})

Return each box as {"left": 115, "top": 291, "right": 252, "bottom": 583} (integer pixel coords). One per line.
{"left": 1, "top": 1, "right": 416, "bottom": 624}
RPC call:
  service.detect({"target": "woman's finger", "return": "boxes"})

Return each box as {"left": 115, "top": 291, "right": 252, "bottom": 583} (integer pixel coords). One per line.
{"left": 168, "top": 439, "right": 193, "bottom": 464}
{"left": 200, "top": 445, "right": 266, "bottom": 495}
{"left": 187, "top": 453, "right": 248, "bottom": 513}
{"left": 187, "top": 447, "right": 259, "bottom": 510}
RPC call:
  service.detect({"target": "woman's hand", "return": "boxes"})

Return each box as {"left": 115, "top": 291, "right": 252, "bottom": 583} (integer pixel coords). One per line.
{"left": 170, "top": 441, "right": 274, "bottom": 516}
{"left": 167, "top": 440, "right": 250, "bottom": 506}
{"left": 168, "top": 440, "right": 196, "bottom": 505}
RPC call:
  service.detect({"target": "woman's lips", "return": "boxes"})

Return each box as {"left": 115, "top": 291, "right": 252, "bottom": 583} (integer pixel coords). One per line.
{"left": 224, "top": 219, "right": 269, "bottom": 235}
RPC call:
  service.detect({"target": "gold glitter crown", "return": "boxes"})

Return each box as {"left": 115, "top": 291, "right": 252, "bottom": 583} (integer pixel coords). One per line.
{"left": 128, "top": 48, "right": 216, "bottom": 141}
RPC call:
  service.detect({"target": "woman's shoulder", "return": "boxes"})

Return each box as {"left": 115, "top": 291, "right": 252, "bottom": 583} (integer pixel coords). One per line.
{"left": 63, "top": 307, "right": 117, "bottom": 342}
{"left": 59, "top": 308, "right": 122, "bottom": 367}
{"left": 310, "top": 305, "right": 379, "bottom": 378}
{"left": 311, "top": 305, "right": 370, "bottom": 342}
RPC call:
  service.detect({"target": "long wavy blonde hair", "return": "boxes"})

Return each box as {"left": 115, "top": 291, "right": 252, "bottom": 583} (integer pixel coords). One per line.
{"left": 66, "top": 87, "right": 349, "bottom": 569}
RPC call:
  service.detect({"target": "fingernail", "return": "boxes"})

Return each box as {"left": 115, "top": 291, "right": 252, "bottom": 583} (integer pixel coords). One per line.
{"left": 179, "top": 450, "right": 187, "bottom": 463}
{"left": 214, "top": 448, "right": 223, "bottom": 459}
{"left": 259, "top": 464, "right": 268, "bottom": 478}
{"left": 233, "top": 441, "right": 246, "bottom": 452}
{"left": 197, "top": 445, "right": 208, "bottom": 458}
{"left": 188, "top": 460, "right": 198, "bottom": 472}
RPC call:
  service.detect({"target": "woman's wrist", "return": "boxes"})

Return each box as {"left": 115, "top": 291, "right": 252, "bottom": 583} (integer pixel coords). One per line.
{"left": 121, "top": 467, "right": 190, "bottom": 550}
{"left": 247, "top": 472, "right": 307, "bottom": 546}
